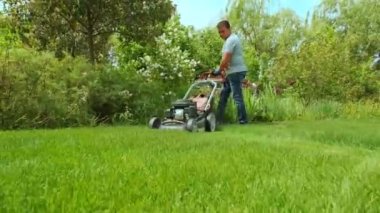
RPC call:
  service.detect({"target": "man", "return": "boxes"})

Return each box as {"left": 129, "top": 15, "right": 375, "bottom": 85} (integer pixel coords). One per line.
{"left": 213, "top": 20, "right": 248, "bottom": 124}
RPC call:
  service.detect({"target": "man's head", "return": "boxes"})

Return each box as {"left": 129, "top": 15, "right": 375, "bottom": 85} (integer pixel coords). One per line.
{"left": 217, "top": 20, "right": 231, "bottom": 40}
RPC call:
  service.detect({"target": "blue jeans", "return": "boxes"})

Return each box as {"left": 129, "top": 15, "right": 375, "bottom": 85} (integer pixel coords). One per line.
{"left": 216, "top": 72, "right": 248, "bottom": 124}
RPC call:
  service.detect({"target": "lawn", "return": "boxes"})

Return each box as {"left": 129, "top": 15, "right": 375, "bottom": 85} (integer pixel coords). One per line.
{"left": 1, "top": 119, "right": 380, "bottom": 212}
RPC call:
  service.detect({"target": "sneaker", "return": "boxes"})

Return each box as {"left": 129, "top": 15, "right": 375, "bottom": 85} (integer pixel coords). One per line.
{"left": 239, "top": 120, "right": 248, "bottom": 125}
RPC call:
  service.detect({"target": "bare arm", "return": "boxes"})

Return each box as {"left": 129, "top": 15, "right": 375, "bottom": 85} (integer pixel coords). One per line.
{"left": 219, "top": 52, "right": 232, "bottom": 75}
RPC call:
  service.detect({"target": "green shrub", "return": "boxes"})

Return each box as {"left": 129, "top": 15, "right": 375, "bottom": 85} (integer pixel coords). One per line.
{"left": 87, "top": 65, "right": 180, "bottom": 125}
{"left": 0, "top": 48, "right": 95, "bottom": 129}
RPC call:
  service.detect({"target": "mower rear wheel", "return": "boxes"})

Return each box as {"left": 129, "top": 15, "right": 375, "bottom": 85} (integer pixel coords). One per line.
{"left": 205, "top": 112, "right": 216, "bottom": 132}
{"left": 149, "top": 117, "right": 161, "bottom": 129}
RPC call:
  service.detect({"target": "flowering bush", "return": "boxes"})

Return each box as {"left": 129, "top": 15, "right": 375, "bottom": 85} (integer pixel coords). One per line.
{"left": 108, "top": 16, "right": 203, "bottom": 122}
{"left": 137, "top": 16, "right": 200, "bottom": 90}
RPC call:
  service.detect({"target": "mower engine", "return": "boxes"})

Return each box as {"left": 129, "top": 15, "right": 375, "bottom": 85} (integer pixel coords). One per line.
{"left": 173, "top": 109, "right": 184, "bottom": 120}
{"left": 165, "top": 99, "right": 198, "bottom": 121}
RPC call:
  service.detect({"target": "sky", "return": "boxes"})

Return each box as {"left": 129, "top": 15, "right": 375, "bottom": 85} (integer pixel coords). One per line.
{"left": 172, "top": 0, "right": 321, "bottom": 29}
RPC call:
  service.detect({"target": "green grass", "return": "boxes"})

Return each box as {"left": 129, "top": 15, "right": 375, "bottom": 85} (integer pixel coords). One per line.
{"left": 1, "top": 119, "right": 380, "bottom": 212}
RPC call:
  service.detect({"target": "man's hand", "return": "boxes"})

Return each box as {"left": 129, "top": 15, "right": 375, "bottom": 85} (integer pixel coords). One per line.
{"left": 211, "top": 68, "right": 221, "bottom": 76}
{"left": 210, "top": 68, "right": 226, "bottom": 81}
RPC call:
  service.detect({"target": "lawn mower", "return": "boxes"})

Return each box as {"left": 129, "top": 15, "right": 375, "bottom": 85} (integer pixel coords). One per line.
{"left": 148, "top": 71, "right": 223, "bottom": 132}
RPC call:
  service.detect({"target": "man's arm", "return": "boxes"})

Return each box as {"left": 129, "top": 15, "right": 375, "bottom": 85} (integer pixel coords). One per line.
{"left": 219, "top": 52, "right": 232, "bottom": 75}
{"left": 219, "top": 36, "right": 236, "bottom": 76}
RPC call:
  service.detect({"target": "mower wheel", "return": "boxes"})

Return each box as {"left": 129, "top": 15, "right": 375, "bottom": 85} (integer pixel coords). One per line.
{"left": 185, "top": 118, "right": 197, "bottom": 132}
{"left": 149, "top": 117, "right": 161, "bottom": 129}
{"left": 205, "top": 112, "right": 216, "bottom": 132}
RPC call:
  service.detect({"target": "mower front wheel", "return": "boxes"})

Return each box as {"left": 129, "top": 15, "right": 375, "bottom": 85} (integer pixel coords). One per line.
{"left": 205, "top": 112, "right": 216, "bottom": 132}
{"left": 185, "top": 118, "right": 198, "bottom": 132}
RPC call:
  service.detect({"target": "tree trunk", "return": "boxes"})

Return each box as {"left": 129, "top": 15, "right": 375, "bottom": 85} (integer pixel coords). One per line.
{"left": 88, "top": 30, "right": 95, "bottom": 64}
{"left": 86, "top": 4, "right": 96, "bottom": 64}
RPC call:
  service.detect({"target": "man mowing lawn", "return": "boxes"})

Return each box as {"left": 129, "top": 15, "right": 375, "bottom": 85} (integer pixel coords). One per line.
{"left": 213, "top": 20, "right": 249, "bottom": 125}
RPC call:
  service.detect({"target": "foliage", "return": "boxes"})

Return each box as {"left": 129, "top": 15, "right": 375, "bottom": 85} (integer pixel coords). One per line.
{"left": 0, "top": 13, "right": 21, "bottom": 52}
{"left": 137, "top": 16, "right": 199, "bottom": 90}
{"left": 0, "top": 48, "right": 95, "bottom": 129}
{"left": 189, "top": 28, "right": 223, "bottom": 70}
{"left": 87, "top": 65, "right": 172, "bottom": 125}
{"left": 4, "top": 0, "right": 174, "bottom": 63}
{"left": 313, "top": 0, "right": 380, "bottom": 60}
{"left": 115, "top": 16, "right": 201, "bottom": 102}
{"left": 222, "top": 89, "right": 379, "bottom": 123}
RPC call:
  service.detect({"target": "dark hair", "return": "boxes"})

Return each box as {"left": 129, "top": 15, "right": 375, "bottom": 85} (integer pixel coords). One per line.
{"left": 217, "top": 20, "right": 230, "bottom": 29}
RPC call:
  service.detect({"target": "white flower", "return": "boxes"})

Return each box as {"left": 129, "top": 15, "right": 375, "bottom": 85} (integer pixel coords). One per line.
{"left": 144, "top": 55, "right": 151, "bottom": 62}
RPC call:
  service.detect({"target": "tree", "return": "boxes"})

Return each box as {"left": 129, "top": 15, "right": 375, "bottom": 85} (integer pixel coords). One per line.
{"left": 4, "top": 0, "right": 174, "bottom": 64}
{"left": 313, "top": 0, "right": 380, "bottom": 60}
{"left": 189, "top": 28, "right": 223, "bottom": 70}
{"left": 227, "top": 0, "right": 304, "bottom": 81}
{"left": 270, "top": 0, "right": 380, "bottom": 101}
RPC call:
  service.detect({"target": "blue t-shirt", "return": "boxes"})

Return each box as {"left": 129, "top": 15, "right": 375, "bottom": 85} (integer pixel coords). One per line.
{"left": 222, "top": 33, "right": 247, "bottom": 75}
